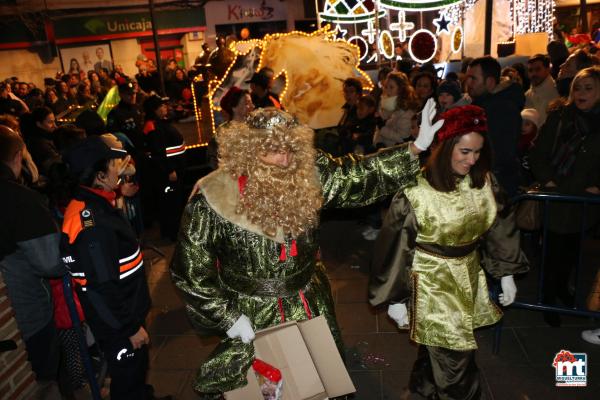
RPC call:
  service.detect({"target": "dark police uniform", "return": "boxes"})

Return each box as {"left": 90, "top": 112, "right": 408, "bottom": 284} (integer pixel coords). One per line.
{"left": 143, "top": 117, "right": 186, "bottom": 240}
{"left": 62, "top": 187, "right": 151, "bottom": 399}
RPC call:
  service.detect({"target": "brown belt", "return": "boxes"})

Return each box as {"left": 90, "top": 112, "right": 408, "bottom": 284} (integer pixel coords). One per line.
{"left": 219, "top": 266, "right": 314, "bottom": 298}
{"left": 415, "top": 241, "right": 479, "bottom": 259}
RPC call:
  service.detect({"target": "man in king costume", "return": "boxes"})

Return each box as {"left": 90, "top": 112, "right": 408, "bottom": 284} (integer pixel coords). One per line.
{"left": 170, "top": 103, "right": 443, "bottom": 396}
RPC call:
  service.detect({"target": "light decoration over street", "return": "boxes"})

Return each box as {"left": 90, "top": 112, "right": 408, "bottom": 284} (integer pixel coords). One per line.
{"left": 320, "top": 0, "right": 466, "bottom": 63}
{"left": 512, "top": 0, "right": 555, "bottom": 37}
{"left": 317, "top": 0, "right": 555, "bottom": 64}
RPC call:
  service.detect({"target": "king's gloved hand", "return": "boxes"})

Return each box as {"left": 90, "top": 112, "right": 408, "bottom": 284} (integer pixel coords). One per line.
{"left": 226, "top": 314, "right": 255, "bottom": 343}
{"left": 414, "top": 98, "right": 445, "bottom": 151}
{"left": 387, "top": 303, "right": 409, "bottom": 328}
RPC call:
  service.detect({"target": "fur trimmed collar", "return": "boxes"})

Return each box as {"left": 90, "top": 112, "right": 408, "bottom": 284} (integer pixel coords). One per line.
{"left": 198, "top": 169, "right": 285, "bottom": 243}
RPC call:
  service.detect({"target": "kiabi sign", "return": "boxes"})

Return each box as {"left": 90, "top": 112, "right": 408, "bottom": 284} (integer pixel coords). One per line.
{"left": 227, "top": 3, "right": 275, "bottom": 21}
{"left": 205, "top": 0, "right": 287, "bottom": 25}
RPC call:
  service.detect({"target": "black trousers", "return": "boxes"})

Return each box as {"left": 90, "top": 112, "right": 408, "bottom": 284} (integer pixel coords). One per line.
{"left": 157, "top": 178, "right": 184, "bottom": 241}
{"left": 543, "top": 231, "right": 581, "bottom": 305}
{"left": 24, "top": 319, "right": 61, "bottom": 382}
{"left": 409, "top": 345, "right": 483, "bottom": 400}
{"left": 100, "top": 336, "right": 149, "bottom": 400}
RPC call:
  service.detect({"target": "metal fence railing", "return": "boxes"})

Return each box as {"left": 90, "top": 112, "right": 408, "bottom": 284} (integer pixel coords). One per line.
{"left": 492, "top": 191, "right": 600, "bottom": 354}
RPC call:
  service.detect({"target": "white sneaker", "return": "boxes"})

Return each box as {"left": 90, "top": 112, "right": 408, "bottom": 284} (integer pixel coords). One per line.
{"left": 581, "top": 328, "right": 600, "bottom": 345}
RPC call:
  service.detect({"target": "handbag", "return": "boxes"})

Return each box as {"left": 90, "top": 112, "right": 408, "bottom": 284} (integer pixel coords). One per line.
{"left": 516, "top": 184, "right": 541, "bottom": 231}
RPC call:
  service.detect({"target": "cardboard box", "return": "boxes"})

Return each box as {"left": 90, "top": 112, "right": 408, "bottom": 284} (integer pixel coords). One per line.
{"left": 225, "top": 316, "right": 356, "bottom": 400}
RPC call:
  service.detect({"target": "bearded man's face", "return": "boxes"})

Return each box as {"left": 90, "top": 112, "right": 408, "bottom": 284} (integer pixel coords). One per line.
{"left": 258, "top": 149, "right": 294, "bottom": 169}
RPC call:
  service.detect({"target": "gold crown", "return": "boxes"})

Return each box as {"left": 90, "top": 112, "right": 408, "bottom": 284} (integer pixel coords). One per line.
{"left": 246, "top": 107, "right": 298, "bottom": 131}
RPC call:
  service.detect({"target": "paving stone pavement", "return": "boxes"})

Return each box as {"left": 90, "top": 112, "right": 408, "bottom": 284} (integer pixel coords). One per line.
{"left": 143, "top": 214, "right": 600, "bottom": 400}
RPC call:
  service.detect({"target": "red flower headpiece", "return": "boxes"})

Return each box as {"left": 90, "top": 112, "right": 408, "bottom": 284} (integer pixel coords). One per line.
{"left": 436, "top": 105, "right": 487, "bottom": 142}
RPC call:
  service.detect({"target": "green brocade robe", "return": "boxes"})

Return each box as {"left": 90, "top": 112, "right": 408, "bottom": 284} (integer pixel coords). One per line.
{"left": 170, "top": 145, "right": 420, "bottom": 394}
{"left": 369, "top": 174, "right": 529, "bottom": 351}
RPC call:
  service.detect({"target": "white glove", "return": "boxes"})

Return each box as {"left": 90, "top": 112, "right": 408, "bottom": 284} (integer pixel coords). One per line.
{"left": 413, "top": 98, "right": 445, "bottom": 151}
{"left": 226, "top": 314, "right": 255, "bottom": 343}
{"left": 499, "top": 275, "right": 517, "bottom": 306}
{"left": 387, "top": 303, "right": 409, "bottom": 328}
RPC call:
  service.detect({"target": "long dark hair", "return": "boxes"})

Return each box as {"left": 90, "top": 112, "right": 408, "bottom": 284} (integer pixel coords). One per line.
{"left": 19, "top": 106, "right": 54, "bottom": 140}
{"left": 424, "top": 132, "right": 492, "bottom": 192}
{"left": 385, "top": 72, "right": 420, "bottom": 111}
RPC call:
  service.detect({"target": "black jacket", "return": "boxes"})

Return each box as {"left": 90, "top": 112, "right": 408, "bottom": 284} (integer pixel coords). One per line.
{"left": 143, "top": 118, "right": 186, "bottom": 180}
{"left": 251, "top": 92, "right": 281, "bottom": 109}
{"left": 0, "top": 164, "right": 65, "bottom": 339}
{"left": 529, "top": 104, "right": 600, "bottom": 233}
{"left": 61, "top": 187, "right": 151, "bottom": 339}
{"left": 106, "top": 101, "right": 145, "bottom": 152}
{"left": 348, "top": 115, "right": 378, "bottom": 154}
{"left": 25, "top": 126, "right": 62, "bottom": 176}
{"left": 472, "top": 80, "right": 525, "bottom": 197}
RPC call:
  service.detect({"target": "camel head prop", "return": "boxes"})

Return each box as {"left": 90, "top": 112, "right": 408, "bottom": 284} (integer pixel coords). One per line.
{"left": 258, "top": 27, "right": 373, "bottom": 129}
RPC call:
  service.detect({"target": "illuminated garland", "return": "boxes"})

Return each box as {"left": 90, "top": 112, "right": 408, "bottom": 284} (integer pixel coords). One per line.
{"left": 320, "top": 0, "right": 386, "bottom": 24}
{"left": 380, "top": 0, "right": 465, "bottom": 11}
{"left": 512, "top": 0, "right": 555, "bottom": 37}
{"left": 203, "top": 26, "right": 373, "bottom": 135}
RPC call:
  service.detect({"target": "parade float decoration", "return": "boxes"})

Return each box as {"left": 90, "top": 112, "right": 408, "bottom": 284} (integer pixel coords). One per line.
{"left": 200, "top": 26, "right": 373, "bottom": 132}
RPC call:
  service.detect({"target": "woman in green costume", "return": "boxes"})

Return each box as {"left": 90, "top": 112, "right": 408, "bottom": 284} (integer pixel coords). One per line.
{"left": 369, "top": 105, "right": 529, "bottom": 400}
{"left": 170, "top": 102, "right": 443, "bottom": 397}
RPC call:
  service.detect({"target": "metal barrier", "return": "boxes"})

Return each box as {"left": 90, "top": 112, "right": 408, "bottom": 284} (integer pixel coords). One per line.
{"left": 493, "top": 190, "right": 600, "bottom": 354}
{"left": 62, "top": 275, "right": 103, "bottom": 400}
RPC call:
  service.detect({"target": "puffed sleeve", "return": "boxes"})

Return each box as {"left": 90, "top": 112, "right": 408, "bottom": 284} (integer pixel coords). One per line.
{"left": 368, "top": 192, "right": 418, "bottom": 307}
{"left": 480, "top": 178, "right": 530, "bottom": 278}
{"left": 170, "top": 195, "right": 242, "bottom": 335}
{"left": 316, "top": 144, "right": 420, "bottom": 209}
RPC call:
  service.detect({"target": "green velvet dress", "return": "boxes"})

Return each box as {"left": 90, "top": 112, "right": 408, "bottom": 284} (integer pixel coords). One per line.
{"left": 170, "top": 145, "right": 420, "bottom": 395}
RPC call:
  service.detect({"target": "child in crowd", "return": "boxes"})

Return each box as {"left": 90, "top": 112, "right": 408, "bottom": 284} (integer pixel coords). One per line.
{"left": 348, "top": 95, "right": 378, "bottom": 155}
{"left": 519, "top": 108, "right": 540, "bottom": 187}
{"left": 436, "top": 79, "right": 466, "bottom": 112}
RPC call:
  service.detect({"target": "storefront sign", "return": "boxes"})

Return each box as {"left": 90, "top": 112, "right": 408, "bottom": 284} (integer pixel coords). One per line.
{"left": 204, "top": 0, "right": 287, "bottom": 25}
{"left": 54, "top": 9, "right": 206, "bottom": 40}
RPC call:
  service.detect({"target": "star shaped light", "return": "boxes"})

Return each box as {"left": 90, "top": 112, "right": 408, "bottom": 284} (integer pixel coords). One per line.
{"left": 433, "top": 11, "right": 451, "bottom": 35}
{"left": 332, "top": 24, "right": 348, "bottom": 39}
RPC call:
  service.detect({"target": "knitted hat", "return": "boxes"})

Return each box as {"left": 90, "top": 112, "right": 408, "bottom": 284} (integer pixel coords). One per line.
{"left": 437, "top": 80, "right": 462, "bottom": 102}
{"left": 436, "top": 105, "right": 487, "bottom": 142}
{"left": 521, "top": 108, "right": 540, "bottom": 129}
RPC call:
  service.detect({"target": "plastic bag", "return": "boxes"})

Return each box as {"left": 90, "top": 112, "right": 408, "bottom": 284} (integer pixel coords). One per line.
{"left": 252, "top": 359, "right": 283, "bottom": 400}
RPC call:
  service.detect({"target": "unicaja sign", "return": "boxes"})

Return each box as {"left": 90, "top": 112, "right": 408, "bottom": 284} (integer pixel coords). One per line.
{"left": 552, "top": 349, "right": 587, "bottom": 387}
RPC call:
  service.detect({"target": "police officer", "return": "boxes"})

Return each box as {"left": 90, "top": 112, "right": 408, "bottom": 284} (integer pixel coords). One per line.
{"left": 61, "top": 137, "right": 168, "bottom": 399}
{"left": 107, "top": 81, "right": 156, "bottom": 225}
{"left": 143, "top": 94, "right": 186, "bottom": 241}
{"left": 106, "top": 81, "right": 144, "bottom": 152}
